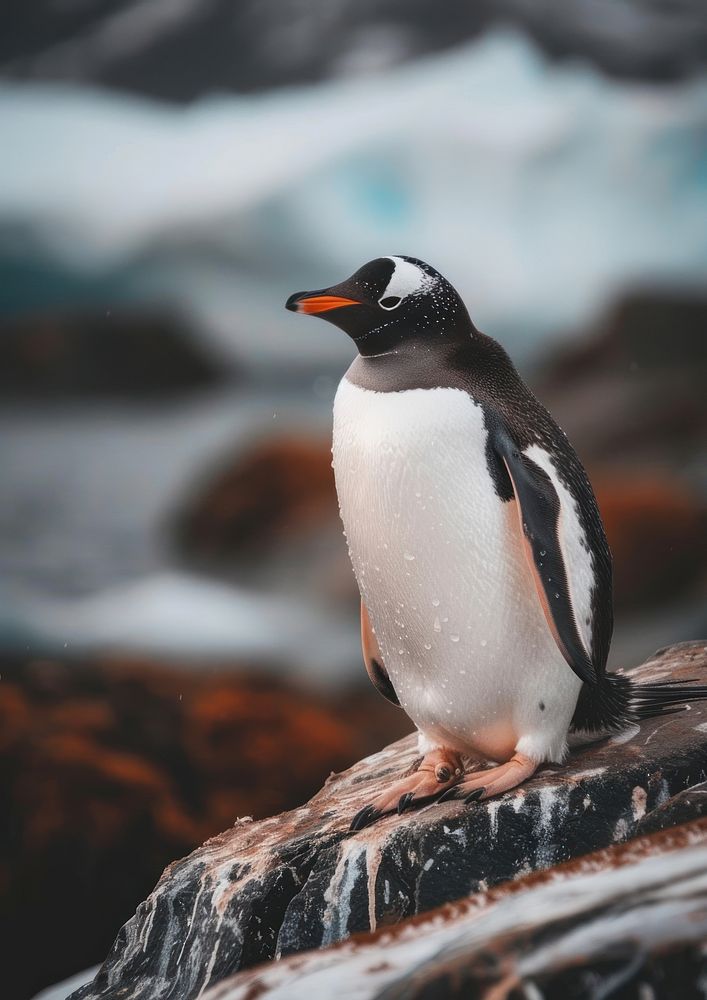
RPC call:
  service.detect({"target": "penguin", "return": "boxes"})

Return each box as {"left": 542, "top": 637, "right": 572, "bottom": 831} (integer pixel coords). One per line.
{"left": 286, "top": 255, "right": 707, "bottom": 831}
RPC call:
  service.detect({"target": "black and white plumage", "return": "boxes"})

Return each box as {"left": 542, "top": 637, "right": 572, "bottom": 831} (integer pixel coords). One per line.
{"left": 286, "top": 256, "right": 707, "bottom": 824}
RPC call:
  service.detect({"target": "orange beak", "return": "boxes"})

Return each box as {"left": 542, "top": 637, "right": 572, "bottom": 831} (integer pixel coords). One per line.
{"left": 286, "top": 292, "right": 361, "bottom": 314}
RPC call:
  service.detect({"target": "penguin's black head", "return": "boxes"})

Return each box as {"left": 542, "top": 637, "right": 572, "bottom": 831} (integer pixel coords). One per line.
{"left": 286, "top": 256, "right": 472, "bottom": 356}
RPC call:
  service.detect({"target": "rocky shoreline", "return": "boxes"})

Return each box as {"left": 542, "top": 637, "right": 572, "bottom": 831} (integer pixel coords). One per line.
{"left": 72, "top": 641, "right": 707, "bottom": 1000}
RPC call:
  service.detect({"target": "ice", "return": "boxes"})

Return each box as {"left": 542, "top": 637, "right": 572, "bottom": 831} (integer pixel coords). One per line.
{"left": 0, "top": 30, "right": 706, "bottom": 366}
{"left": 7, "top": 571, "right": 360, "bottom": 683}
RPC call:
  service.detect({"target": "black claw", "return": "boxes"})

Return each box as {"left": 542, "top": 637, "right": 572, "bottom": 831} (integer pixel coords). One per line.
{"left": 350, "top": 804, "right": 380, "bottom": 832}
{"left": 463, "top": 787, "right": 485, "bottom": 804}
{"left": 438, "top": 786, "right": 461, "bottom": 803}
{"left": 350, "top": 805, "right": 372, "bottom": 831}
{"left": 398, "top": 791, "right": 415, "bottom": 814}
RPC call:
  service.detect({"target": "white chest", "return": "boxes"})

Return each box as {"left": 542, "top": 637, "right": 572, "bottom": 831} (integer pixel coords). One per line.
{"left": 331, "top": 376, "right": 581, "bottom": 762}
{"left": 332, "top": 378, "right": 504, "bottom": 612}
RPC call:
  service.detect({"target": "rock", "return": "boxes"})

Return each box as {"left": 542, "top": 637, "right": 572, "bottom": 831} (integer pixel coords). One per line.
{"left": 596, "top": 475, "right": 707, "bottom": 611}
{"left": 0, "top": 309, "right": 227, "bottom": 399}
{"left": 72, "top": 641, "right": 707, "bottom": 1000}
{"left": 544, "top": 292, "right": 707, "bottom": 385}
{"left": 538, "top": 291, "right": 707, "bottom": 469}
{"left": 635, "top": 779, "right": 707, "bottom": 835}
{"left": 209, "top": 819, "right": 707, "bottom": 1000}
{"left": 4, "top": 0, "right": 706, "bottom": 100}
{"left": 172, "top": 436, "right": 356, "bottom": 605}
{"left": 174, "top": 437, "right": 336, "bottom": 563}
{"left": 0, "top": 655, "right": 406, "bottom": 1000}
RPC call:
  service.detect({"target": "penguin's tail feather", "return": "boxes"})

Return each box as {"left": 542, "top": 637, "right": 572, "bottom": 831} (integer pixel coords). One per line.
{"left": 571, "top": 672, "right": 707, "bottom": 734}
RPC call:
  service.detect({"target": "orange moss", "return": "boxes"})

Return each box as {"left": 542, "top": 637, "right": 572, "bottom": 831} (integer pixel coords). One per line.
{"left": 0, "top": 654, "right": 408, "bottom": 999}
{"left": 175, "top": 436, "right": 336, "bottom": 558}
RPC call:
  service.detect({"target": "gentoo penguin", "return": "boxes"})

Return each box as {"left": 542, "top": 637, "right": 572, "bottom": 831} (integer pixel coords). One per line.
{"left": 286, "top": 256, "right": 707, "bottom": 830}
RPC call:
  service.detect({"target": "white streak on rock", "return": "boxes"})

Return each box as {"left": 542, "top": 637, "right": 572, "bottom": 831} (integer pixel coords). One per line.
{"left": 632, "top": 786, "right": 648, "bottom": 822}
{"left": 656, "top": 780, "right": 671, "bottom": 807}
{"left": 322, "top": 841, "right": 367, "bottom": 945}
{"left": 609, "top": 724, "right": 641, "bottom": 745}
{"left": 487, "top": 801, "right": 502, "bottom": 839}
{"left": 365, "top": 841, "right": 384, "bottom": 933}
{"left": 614, "top": 817, "right": 629, "bottom": 841}
{"left": 534, "top": 786, "right": 567, "bottom": 866}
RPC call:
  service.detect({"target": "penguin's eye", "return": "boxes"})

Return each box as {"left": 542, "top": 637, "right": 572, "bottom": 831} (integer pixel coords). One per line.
{"left": 379, "top": 295, "right": 402, "bottom": 310}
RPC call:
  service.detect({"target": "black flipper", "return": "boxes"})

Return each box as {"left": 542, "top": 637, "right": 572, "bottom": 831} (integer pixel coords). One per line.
{"left": 369, "top": 658, "right": 400, "bottom": 707}
{"left": 495, "top": 431, "right": 597, "bottom": 686}
{"left": 361, "top": 600, "right": 400, "bottom": 707}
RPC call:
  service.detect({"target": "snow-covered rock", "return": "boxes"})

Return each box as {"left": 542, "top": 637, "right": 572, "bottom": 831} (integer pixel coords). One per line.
{"left": 209, "top": 821, "right": 707, "bottom": 1000}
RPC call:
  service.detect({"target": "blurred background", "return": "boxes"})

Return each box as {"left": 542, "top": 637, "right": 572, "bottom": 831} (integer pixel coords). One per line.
{"left": 1, "top": 3, "right": 706, "bottom": 998}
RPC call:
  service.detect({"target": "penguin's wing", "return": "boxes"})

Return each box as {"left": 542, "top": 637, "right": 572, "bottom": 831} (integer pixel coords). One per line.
{"left": 361, "top": 601, "right": 400, "bottom": 707}
{"left": 494, "top": 432, "right": 598, "bottom": 685}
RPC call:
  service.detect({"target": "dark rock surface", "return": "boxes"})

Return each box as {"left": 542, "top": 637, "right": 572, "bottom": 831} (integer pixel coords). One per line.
{"left": 175, "top": 436, "right": 336, "bottom": 560}
{"left": 635, "top": 779, "right": 707, "bottom": 835}
{"left": 72, "top": 641, "right": 707, "bottom": 1000}
{"left": 211, "top": 819, "right": 707, "bottom": 1000}
{"left": 0, "top": 309, "right": 227, "bottom": 400}
{"left": 539, "top": 291, "right": 707, "bottom": 473}
{"left": 172, "top": 434, "right": 357, "bottom": 605}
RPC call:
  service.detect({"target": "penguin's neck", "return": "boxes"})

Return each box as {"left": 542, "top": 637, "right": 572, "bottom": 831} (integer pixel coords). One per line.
{"left": 346, "top": 323, "right": 495, "bottom": 394}
{"left": 353, "top": 306, "right": 475, "bottom": 359}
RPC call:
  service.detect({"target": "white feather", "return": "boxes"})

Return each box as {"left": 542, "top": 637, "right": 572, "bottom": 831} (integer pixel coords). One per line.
{"left": 382, "top": 256, "right": 435, "bottom": 301}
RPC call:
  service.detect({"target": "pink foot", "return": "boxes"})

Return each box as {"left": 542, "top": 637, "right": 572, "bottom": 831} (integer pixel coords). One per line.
{"left": 439, "top": 752, "right": 538, "bottom": 803}
{"left": 350, "top": 748, "right": 464, "bottom": 831}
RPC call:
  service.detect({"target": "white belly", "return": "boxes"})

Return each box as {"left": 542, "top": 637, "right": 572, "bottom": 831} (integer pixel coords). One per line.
{"left": 332, "top": 377, "right": 582, "bottom": 763}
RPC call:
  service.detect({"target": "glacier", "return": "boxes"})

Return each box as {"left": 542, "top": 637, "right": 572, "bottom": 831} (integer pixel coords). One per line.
{"left": 1, "top": 29, "right": 706, "bottom": 367}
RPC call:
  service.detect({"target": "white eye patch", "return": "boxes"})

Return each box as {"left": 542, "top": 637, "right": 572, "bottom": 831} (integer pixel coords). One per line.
{"left": 380, "top": 256, "right": 435, "bottom": 306}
